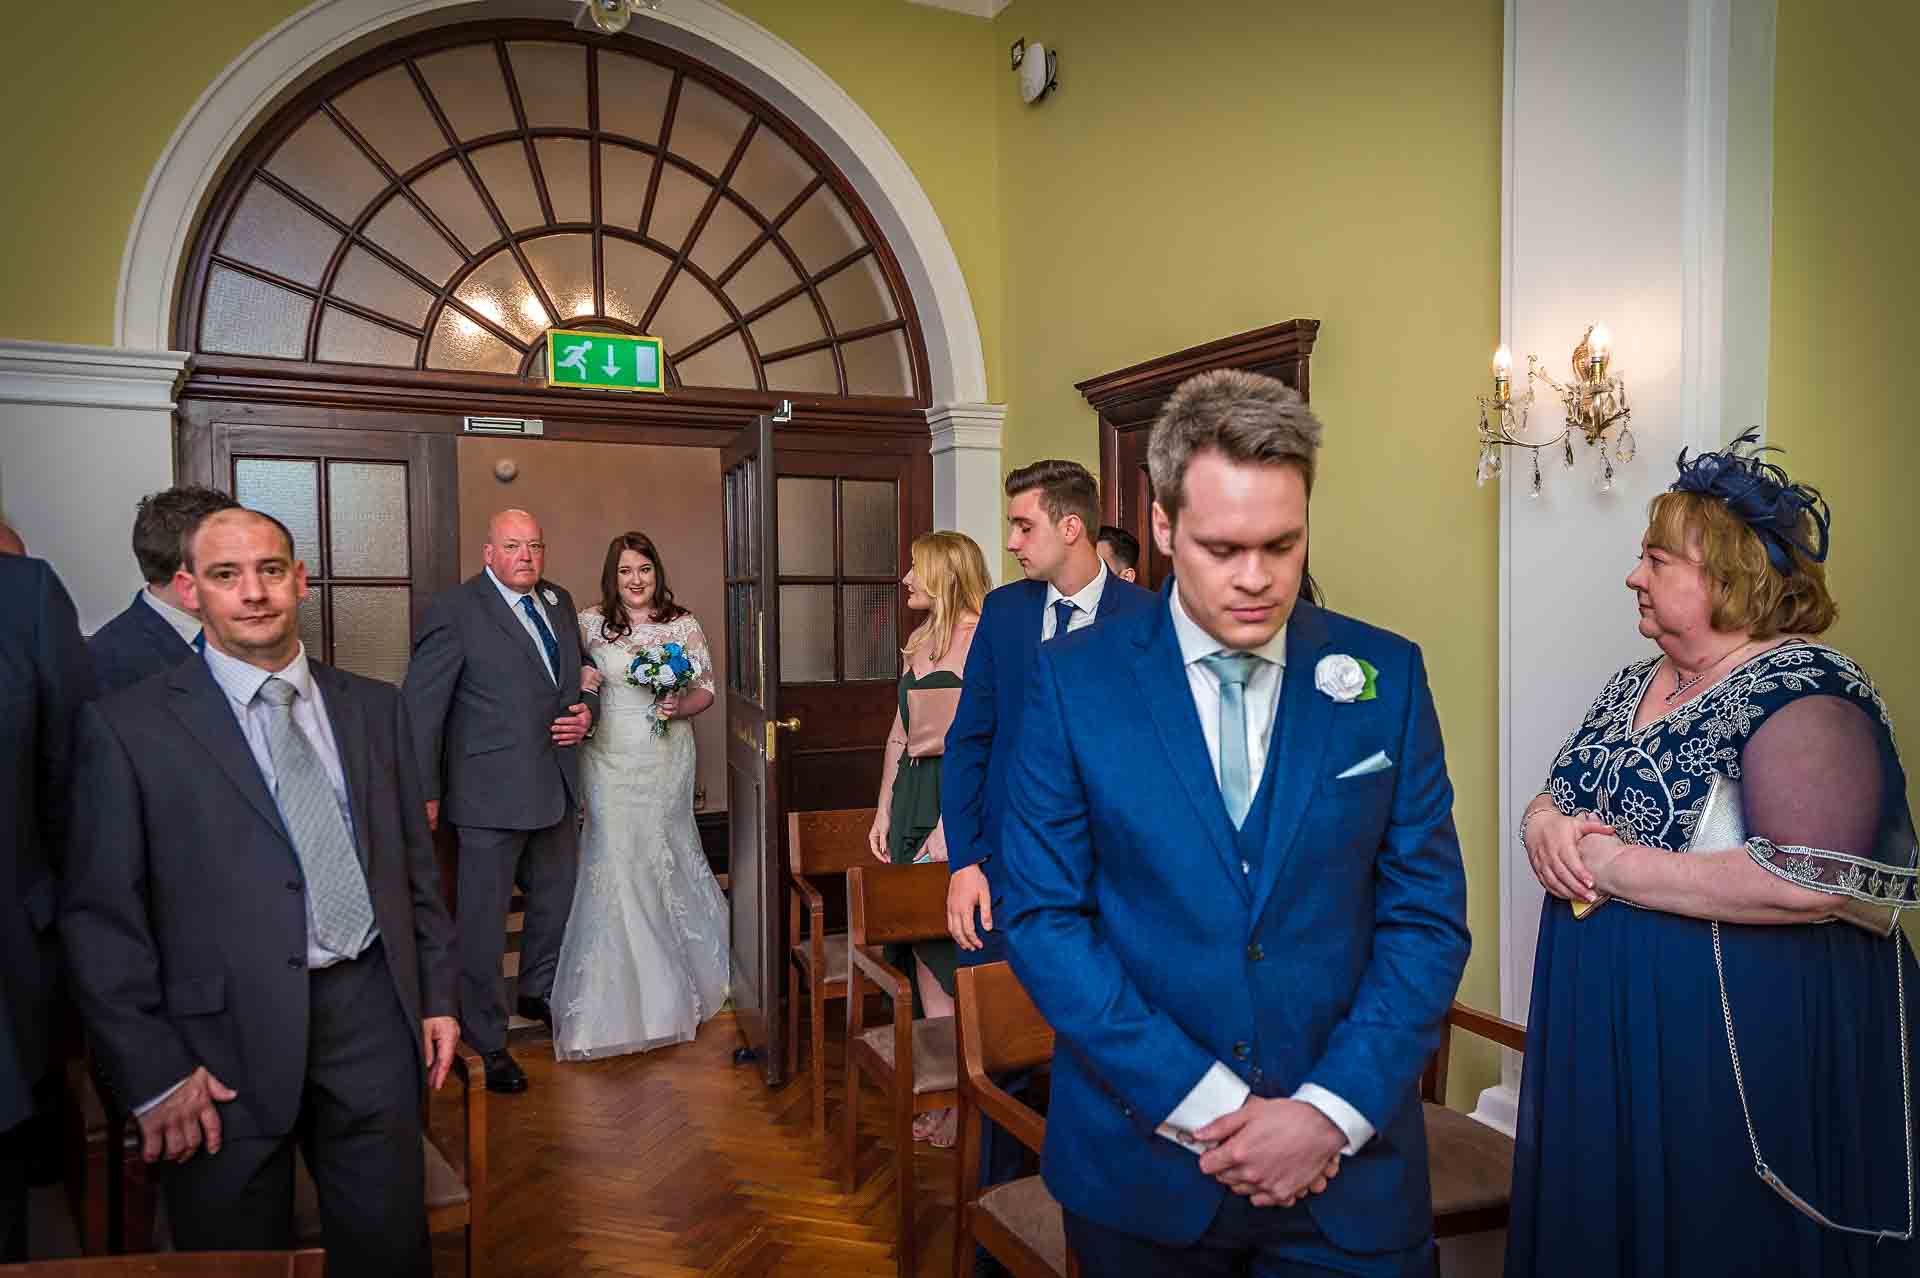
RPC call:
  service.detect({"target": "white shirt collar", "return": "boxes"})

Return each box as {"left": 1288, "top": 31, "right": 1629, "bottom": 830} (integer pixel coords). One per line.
{"left": 1169, "top": 583, "right": 1289, "bottom": 671}
{"left": 140, "top": 587, "right": 202, "bottom": 645}
{"left": 203, "top": 641, "right": 316, "bottom": 709}
{"left": 1045, "top": 559, "right": 1110, "bottom": 618}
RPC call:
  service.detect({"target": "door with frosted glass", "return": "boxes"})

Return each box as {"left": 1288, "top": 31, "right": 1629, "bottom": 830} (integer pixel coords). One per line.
{"left": 211, "top": 423, "right": 452, "bottom": 683}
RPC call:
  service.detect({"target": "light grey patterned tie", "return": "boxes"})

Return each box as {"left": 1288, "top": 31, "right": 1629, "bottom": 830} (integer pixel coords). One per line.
{"left": 256, "top": 677, "right": 374, "bottom": 958}
{"left": 1200, "top": 651, "right": 1261, "bottom": 829}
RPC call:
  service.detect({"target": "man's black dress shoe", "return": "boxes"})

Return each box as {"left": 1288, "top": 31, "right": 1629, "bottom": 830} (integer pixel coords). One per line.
{"left": 516, "top": 995, "right": 554, "bottom": 1028}
{"left": 483, "top": 1049, "right": 529, "bottom": 1094}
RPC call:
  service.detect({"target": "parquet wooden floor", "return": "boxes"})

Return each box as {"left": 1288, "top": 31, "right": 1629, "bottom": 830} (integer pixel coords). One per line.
{"left": 430, "top": 1013, "right": 960, "bottom": 1278}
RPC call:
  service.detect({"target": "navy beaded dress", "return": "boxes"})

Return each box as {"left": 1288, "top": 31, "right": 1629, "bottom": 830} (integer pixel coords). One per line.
{"left": 1506, "top": 640, "right": 1920, "bottom": 1276}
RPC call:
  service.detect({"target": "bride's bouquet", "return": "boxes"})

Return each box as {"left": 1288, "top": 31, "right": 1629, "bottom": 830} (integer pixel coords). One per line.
{"left": 626, "top": 641, "right": 703, "bottom": 737}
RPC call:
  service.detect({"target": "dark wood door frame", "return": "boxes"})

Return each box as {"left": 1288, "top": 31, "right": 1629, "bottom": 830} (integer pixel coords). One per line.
{"left": 1077, "top": 319, "right": 1320, "bottom": 592}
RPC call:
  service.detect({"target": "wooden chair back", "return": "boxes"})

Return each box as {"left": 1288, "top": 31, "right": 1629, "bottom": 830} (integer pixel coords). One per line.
{"left": 845, "top": 862, "right": 950, "bottom": 946}
{"left": 1420, "top": 1000, "right": 1526, "bottom": 1103}
{"left": 788, "top": 808, "right": 877, "bottom": 879}
{"left": 956, "top": 960, "right": 1055, "bottom": 1084}
{"left": 1419, "top": 1000, "right": 1528, "bottom": 1240}
{"left": 0, "top": 1252, "right": 326, "bottom": 1277}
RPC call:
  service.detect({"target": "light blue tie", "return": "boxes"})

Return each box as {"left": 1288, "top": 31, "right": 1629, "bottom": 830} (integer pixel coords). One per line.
{"left": 1200, "top": 651, "right": 1261, "bottom": 829}
{"left": 256, "top": 677, "right": 375, "bottom": 958}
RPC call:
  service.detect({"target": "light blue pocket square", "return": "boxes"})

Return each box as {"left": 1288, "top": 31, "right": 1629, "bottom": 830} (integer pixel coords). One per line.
{"left": 1335, "top": 751, "right": 1393, "bottom": 779}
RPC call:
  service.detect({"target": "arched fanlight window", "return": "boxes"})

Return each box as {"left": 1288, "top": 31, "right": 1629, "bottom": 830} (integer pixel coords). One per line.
{"left": 185, "top": 23, "right": 926, "bottom": 401}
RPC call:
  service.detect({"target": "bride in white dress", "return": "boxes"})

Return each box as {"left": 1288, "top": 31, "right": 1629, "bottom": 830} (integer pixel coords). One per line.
{"left": 550, "top": 532, "right": 729, "bottom": 1061}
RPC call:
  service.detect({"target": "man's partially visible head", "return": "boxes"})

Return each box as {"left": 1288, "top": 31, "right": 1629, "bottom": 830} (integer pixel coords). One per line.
{"left": 484, "top": 509, "right": 546, "bottom": 592}
{"left": 1004, "top": 460, "right": 1100, "bottom": 585}
{"left": 133, "top": 485, "right": 241, "bottom": 586}
{"left": 1096, "top": 525, "right": 1139, "bottom": 583}
{"left": 177, "top": 508, "right": 307, "bottom": 668}
{"left": 1148, "top": 369, "right": 1323, "bottom": 651}
{"left": 0, "top": 521, "right": 23, "bottom": 556}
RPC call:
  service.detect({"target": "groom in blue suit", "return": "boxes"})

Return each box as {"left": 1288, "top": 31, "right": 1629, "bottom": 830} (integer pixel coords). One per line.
{"left": 1001, "top": 370, "right": 1469, "bottom": 1274}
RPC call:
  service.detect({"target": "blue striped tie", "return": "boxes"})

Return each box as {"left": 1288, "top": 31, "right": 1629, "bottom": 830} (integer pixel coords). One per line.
{"left": 519, "top": 594, "right": 560, "bottom": 683}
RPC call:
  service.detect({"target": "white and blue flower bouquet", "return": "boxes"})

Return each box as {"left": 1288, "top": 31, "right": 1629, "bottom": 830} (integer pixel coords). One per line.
{"left": 626, "top": 641, "right": 703, "bottom": 737}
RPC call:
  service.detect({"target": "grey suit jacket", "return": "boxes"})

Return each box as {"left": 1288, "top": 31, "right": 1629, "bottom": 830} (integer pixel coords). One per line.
{"left": 59, "top": 655, "right": 456, "bottom": 1139}
{"left": 402, "top": 572, "right": 597, "bottom": 832}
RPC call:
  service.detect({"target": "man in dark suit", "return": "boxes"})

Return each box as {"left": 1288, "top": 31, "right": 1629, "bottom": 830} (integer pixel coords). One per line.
{"left": 402, "top": 508, "right": 596, "bottom": 1094}
{"left": 0, "top": 554, "right": 93, "bottom": 1261}
{"left": 87, "top": 485, "right": 240, "bottom": 694}
{"left": 61, "top": 508, "right": 459, "bottom": 1275}
{"left": 1001, "top": 371, "right": 1470, "bottom": 1274}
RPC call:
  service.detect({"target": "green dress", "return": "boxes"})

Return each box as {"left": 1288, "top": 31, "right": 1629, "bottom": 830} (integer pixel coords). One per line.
{"left": 886, "top": 666, "right": 962, "bottom": 997}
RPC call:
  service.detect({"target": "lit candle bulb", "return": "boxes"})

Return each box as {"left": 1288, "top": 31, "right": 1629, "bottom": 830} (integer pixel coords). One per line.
{"left": 1589, "top": 324, "right": 1611, "bottom": 381}
{"left": 1492, "top": 346, "right": 1512, "bottom": 405}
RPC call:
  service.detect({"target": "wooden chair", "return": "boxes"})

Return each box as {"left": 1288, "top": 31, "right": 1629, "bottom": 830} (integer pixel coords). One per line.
{"left": 0, "top": 1252, "right": 325, "bottom": 1276}
{"left": 953, "top": 961, "right": 1078, "bottom": 1278}
{"left": 62, "top": 1058, "right": 153, "bottom": 1255}
{"left": 1420, "top": 1001, "right": 1528, "bottom": 1238}
{"left": 841, "top": 862, "right": 959, "bottom": 1278}
{"left": 786, "top": 808, "right": 880, "bottom": 1136}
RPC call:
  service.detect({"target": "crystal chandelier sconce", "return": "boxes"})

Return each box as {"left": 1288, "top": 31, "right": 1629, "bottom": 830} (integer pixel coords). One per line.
{"left": 1476, "top": 324, "right": 1637, "bottom": 497}
{"left": 583, "top": 0, "right": 662, "bottom": 35}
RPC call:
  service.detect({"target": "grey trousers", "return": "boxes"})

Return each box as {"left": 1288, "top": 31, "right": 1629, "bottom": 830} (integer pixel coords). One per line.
{"left": 454, "top": 819, "right": 579, "bottom": 1053}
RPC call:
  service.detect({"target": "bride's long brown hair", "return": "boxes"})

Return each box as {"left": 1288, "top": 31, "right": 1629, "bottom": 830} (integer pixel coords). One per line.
{"left": 598, "top": 531, "right": 688, "bottom": 642}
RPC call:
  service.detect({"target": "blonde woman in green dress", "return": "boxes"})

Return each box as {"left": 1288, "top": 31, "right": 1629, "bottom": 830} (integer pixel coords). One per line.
{"left": 868, "top": 530, "right": 991, "bottom": 1147}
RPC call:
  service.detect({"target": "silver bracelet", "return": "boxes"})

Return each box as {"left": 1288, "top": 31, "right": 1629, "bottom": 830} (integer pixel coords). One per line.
{"left": 1517, "top": 799, "right": 1550, "bottom": 847}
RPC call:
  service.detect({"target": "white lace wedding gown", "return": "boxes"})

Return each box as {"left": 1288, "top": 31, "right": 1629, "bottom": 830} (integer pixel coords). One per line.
{"left": 550, "top": 607, "right": 730, "bottom": 1061}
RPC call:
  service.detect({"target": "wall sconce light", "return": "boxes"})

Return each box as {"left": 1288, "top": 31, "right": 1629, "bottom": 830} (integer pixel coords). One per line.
{"left": 1477, "top": 324, "right": 1636, "bottom": 496}
{"left": 1009, "top": 38, "right": 1059, "bottom": 104}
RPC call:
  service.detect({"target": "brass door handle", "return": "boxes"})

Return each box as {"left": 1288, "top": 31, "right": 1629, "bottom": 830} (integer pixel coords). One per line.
{"left": 774, "top": 717, "right": 802, "bottom": 731}
{"left": 765, "top": 717, "right": 801, "bottom": 761}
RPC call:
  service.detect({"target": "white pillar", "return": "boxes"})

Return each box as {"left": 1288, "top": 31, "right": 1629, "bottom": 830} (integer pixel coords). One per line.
{"left": 928, "top": 402, "right": 1007, "bottom": 584}
{"left": 1479, "top": 0, "right": 1778, "bottom": 1135}
{"left": 0, "top": 340, "right": 188, "bottom": 632}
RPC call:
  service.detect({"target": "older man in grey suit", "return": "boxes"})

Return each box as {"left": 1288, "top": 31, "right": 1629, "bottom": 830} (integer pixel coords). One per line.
{"left": 403, "top": 509, "right": 595, "bottom": 1094}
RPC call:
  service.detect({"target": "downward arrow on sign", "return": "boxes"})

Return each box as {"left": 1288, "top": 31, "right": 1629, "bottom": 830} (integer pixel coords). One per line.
{"left": 602, "top": 345, "right": 621, "bottom": 378}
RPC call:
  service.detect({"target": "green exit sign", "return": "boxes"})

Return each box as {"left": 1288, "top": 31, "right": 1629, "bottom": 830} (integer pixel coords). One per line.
{"left": 545, "top": 330, "right": 666, "bottom": 394}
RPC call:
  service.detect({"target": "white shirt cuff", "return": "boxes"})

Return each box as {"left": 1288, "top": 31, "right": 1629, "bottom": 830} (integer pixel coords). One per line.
{"left": 1292, "top": 1082, "right": 1374, "bottom": 1155}
{"left": 1161, "top": 1061, "right": 1250, "bottom": 1137}
{"left": 134, "top": 1076, "right": 190, "bottom": 1117}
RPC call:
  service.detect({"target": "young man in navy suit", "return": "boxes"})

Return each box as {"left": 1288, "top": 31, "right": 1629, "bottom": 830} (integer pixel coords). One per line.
{"left": 88, "top": 486, "right": 240, "bottom": 694}
{"left": 1000, "top": 371, "right": 1470, "bottom": 1275}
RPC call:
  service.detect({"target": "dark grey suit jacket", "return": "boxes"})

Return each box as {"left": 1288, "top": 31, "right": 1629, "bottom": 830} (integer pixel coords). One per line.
{"left": 87, "top": 591, "right": 196, "bottom": 696}
{"left": 402, "top": 572, "right": 596, "bottom": 832}
{"left": 59, "top": 655, "right": 456, "bottom": 1138}
{"left": 0, "top": 557, "right": 94, "bottom": 1133}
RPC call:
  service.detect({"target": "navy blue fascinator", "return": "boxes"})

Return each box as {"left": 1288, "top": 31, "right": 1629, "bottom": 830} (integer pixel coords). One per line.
{"left": 1670, "top": 428, "right": 1830, "bottom": 574}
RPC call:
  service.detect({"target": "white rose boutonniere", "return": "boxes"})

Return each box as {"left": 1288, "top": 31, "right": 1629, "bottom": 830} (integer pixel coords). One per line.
{"left": 541, "top": 587, "right": 559, "bottom": 607}
{"left": 1315, "top": 654, "right": 1379, "bottom": 703}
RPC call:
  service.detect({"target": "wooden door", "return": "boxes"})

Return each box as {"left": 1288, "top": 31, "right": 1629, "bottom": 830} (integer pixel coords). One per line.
{"left": 723, "top": 414, "right": 790, "bottom": 1083}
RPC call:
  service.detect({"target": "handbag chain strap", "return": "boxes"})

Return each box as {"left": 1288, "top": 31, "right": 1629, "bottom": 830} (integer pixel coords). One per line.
{"left": 1712, "top": 919, "right": 1915, "bottom": 1242}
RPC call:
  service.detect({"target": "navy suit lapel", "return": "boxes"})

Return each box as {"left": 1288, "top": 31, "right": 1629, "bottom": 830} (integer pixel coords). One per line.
{"left": 474, "top": 573, "right": 557, "bottom": 686}
{"left": 1247, "top": 604, "right": 1336, "bottom": 923}
{"left": 132, "top": 593, "right": 194, "bottom": 654}
{"left": 166, "top": 658, "right": 291, "bottom": 849}
{"left": 309, "top": 663, "right": 373, "bottom": 872}
{"left": 1132, "top": 598, "right": 1251, "bottom": 902}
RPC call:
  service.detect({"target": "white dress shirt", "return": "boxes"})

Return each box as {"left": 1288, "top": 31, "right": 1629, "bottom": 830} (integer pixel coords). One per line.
{"left": 487, "top": 565, "right": 558, "bottom": 684}
{"left": 1158, "top": 587, "right": 1375, "bottom": 1157}
{"left": 140, "top": 586, "right": 201, "bottom": 647}
{"left": 1040, "top": 561, "right": 1110, "bottom": 640}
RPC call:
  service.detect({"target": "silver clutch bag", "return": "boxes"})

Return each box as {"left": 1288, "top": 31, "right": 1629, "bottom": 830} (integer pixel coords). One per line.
{"left": 1693, "top": 773, "right": 1899, "bottom": 937}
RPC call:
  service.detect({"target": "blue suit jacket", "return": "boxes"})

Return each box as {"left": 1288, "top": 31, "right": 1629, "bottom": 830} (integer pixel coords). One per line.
{"left": 87, "top": 592, "right": 195, "bottom": 697}
{"left": 999, "top": 585, "right": 1470, "bottom": 1253}
{"left": 942, "top": 572, "right": 1156, "bottom": 876}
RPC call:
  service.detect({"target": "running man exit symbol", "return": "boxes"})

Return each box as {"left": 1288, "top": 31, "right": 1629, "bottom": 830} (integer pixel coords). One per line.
{"left": 544, "top": 330, "right": 666, "bottom": 394}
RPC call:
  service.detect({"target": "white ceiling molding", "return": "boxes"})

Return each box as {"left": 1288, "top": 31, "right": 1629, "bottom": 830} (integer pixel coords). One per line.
{"left": 906, "top": 0, "right": 1014, "bottom": 18}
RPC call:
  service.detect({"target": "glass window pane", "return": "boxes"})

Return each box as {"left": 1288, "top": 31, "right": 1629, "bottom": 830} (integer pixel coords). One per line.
{"left": 535, "top": 139, "right": 592, "bottom": 225}
{"left": 201, "top": 266, "right": 312, "bottom": 359}
{"left": 507, "top": 42, "right": 588, "bottom": 129}
{"left": 409, "top": 160, "right": 499, "bottom": 254}
{"left": 415, "top": 44, "right": 517, "bottom": 141}
{"left": 522, "top": 234, "right": 596, "bottom": 322}
{"left": 327, "top": 462, "right": 410, "bottom": 577}
{"left": 743, "top": 582, "right": 761, "bottom": 699}
{"left": 362, "top": 197, "right": 464, "bottom": 285}
{"left": 778, "top": 584, "right": 834, "bottom": 683}
{"left": 468, "top": 142, "right": 544, "bottom": 232}
{"left": 219, "top": 180, "right": 341, "bottom": 289}
{"left": 779, "top": 186, "right": 864, "bottom": 275}
{"left": 265, "top": 114, "right": 387, "bottom": 225}
{"left": 842, "top": 583, "right": 898, "bottom": 682}
{"left": 776, "top": 477, "right": 834, "bottom": 576}
{"left": 651, "top": 272, "right": 730, "bottom": 362}
{"left": 674, "top": 331, "right": 756, "bottom": 390}
{"left": 815, "top": 253, "right": 897, "bottom": 333}
{"left": 331, "top": 586, "right": 413, "bottom": 685}
{"left": 748, "top": 294, "right": 826, "bottom": 358}
{"left": 331, "top": 67, "right": 447, "bottom": 176}
{"left": 840, "top": 329, "right": 914, "bottom": 397}
{"left": 316, "top": 308, "right": 415, "bottom": 367}
{"left": 728, "top": 129, "right": 814, "bottom": 218}
{"left": 841, "top": 480, "right": 897, "bottom": 577}
{"left": 763, "top": 348, "right": 838, "bottom": 395}
{"left": 454, "top": 249, "right": 550, "bottom": 342}
{"left": 601, "top": 237, "right": 670, "bottom": 327}
{"left": 600, "top": 143, "right": 652, "bottom": 229}
{"left": 667, "top": 80, "right": 750, "bottom": 179}
{"left": 726, "top": 240, "right": 801, "bottom": 315}
{"left": 299, "top": 589, "right": 325, "bottom": 662}
{"left": 688, "top": 197, "right": 760, "bottom": 280}
{"left": 426, "top": 309, "right": 521, "bottom": 374}
{"left": 646, "top": 164, "right": 711, "bottom": 250}
{"left": 234, "top": 458, "right": 321, "bottom": 570}
{"left": 329, "top": 246, "right": 433, "bottom": 328}
{"left": 599, "top": 52, "right": 674, "bottom": 143}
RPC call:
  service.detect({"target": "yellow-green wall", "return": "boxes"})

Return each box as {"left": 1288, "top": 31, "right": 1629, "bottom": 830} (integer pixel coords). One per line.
{"left": 989, "top": 0, "right": 1506, "bottom": 1105}
{"left": 1768, "top": 0, "right": 1919, "bottom": 824}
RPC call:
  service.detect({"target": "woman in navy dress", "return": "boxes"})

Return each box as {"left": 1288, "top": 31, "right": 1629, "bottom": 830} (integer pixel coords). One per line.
{"left": 1506, "top": 433, "right": 1918, "bottom": 1276}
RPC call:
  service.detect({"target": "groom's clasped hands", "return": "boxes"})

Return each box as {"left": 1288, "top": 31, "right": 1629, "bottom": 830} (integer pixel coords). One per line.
{"left": 1195, "top": 1096, "right": 1346, "bottom": 1209}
